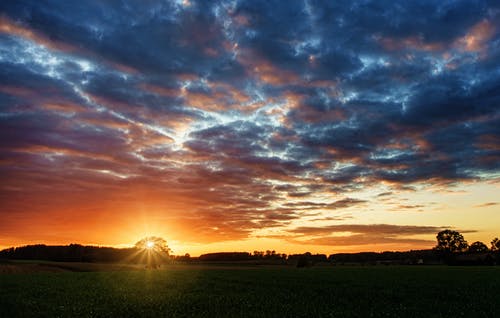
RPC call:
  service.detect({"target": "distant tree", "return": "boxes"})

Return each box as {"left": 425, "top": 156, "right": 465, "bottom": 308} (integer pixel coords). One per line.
{"left": 434, "top": 230, "right": 468, "bottom": 253}
{"left": 262, "top": 250, "right": 279, "bottom": 259}
{"left": 253, "top": 251, "right": 264, "bottom": 258}
{"left": 173, "top": 253, "right": 191, "bottom": 262}
{"left": 135, "top": 236, "right": 171, "bottom": 269}
{"left": 264, "top": 250, "right": 277, "bottom": 258}
{"left": 135, "top": 236, "right": 171, "bottom": 254}
{"left": 468, "top": 241, "right": 489, "bottom": 253}
{"left": 491, "top": 238, "right": 500, "bottom": 252}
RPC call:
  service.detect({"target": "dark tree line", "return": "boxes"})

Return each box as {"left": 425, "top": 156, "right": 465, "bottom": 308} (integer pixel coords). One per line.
{"left": 329, "top": 250, "right": 440, "bottom": 265}
{"left": 198, "top": 252, "right": 253, "bottom": 261}
{"left": 1, "top": 230, "right": 498, "bottom": 266}
{"left": 0, "top": 244, "right": 137, "bottom": 263}
{"left": 434, "top": 230, "right": 500, "bottom": 265}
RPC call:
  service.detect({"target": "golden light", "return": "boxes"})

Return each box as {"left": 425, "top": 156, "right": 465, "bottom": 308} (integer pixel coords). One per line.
{"left": 146, "top": 241, "right": 155, "bottom": 249}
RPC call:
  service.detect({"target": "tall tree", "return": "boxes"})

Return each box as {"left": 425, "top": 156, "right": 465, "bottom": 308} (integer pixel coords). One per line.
{"left": 434, "top": 230, "right": 468, "bottom": 253}
{"left": 135, "top": 236, "right": 171, "bottom": 269}
{"left": 135, "top": 236, "right": 171, "bottom": 255}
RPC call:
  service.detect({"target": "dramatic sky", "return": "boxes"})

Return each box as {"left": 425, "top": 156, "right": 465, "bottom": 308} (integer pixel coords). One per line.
{"left": 1, "top": 0, "right": 499, "bottom": 255}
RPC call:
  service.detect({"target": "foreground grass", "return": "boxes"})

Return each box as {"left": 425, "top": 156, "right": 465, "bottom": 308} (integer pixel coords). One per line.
{"left": 1, "top": 265, "right": 499, "bottom": 317}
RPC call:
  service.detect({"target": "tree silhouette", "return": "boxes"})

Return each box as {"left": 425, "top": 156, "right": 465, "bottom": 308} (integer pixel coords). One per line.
{"left": 490, "top": 237, "right": 499, "bottom": 252}
{"left": 135, "top": 236, "right": 171, "bottom": 269}
{"left": 135, "top": 236, "right": 171, "bottom": 254}
{"left": 434, "top": 230, "right": 468, "bottom": 253}
{"left": 468, "top": 241, "right": 489, "bottom": 253}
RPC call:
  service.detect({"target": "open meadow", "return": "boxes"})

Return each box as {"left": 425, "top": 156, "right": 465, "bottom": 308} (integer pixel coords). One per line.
{"left": 1, "top": 262, "right": 499, "bottom": 317}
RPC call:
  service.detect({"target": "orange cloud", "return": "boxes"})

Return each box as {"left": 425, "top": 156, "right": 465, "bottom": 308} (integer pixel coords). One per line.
{"left": 15, "top": 144, "right": 109, "bottom": 159}
{"left": 0, "top": 85, "right": 35, "bottom": 97}
{"left": 238, "top": 49, "right": 300, "bottom": 86}
{"left": 379, "top": 35, "right": 444, "bottom": 52}
{"left": 0, "top": 16, "right": 76, "bottom": 52}
{"left": 78, "top": 113, "right": 131, "bottom": 130}
{"left": 127, "top": 125, "right": 175, "bottom": 148}
{"left": 41, "top": 102, "right": 88, "bottom": 114}
{"left": 455, "top": 20, "right": 495, "bottom": 54}
{"left": 476, "top": 134, "right": 500, "bottom": 151}
{"left": 181, "top": 90, "right": 226, "bottom": 111}
{"left": 203, "top": 47, "right": 219, "bottom": 57}
{"left": 109, "top": 62, "right": 139, "bottom": 75}
{"left": 0, "top": 16, "right": 138, "bottom": 75}
{"left": 233, "top": 14, "right": 250, "bottom": 27}
{"left": 179, "top": 80, "right": 256, "bottom": 112}
{"left": 140, "top": 83, "right": 179, "bottom": 98}
{"left": 379, "top": 20, "right": 496, "bottom": 58}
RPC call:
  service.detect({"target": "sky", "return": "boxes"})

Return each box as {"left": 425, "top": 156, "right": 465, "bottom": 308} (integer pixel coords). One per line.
{"left": 0, "top": 0, "right": 499, "bottom": 256}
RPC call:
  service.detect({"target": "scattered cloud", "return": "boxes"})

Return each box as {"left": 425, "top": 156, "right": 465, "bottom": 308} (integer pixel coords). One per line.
{"left": 0, "top": 0, "right": 498, "bottom": 245}
{"left": 474, "top": 202, "right": 498, "bottom": 208}
{"left": 280, "top": 224, "right": 475, "bottom": 247}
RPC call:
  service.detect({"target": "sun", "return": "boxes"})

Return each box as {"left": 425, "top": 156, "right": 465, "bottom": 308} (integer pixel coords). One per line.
{"left": 133, "top": 236, "right": 172, "bottom": 269}
{"left": 135, "top": 236, "right": 172, "bottom": 255}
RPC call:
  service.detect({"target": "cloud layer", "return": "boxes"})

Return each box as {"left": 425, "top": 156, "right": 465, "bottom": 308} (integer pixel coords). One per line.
{"left": 0, "top": 0, "right": 499, "bottom": 248}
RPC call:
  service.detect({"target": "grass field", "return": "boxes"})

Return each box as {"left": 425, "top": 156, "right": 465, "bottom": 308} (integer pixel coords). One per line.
{"left": 1, "top": 262, "right": 499, "bottom": 317}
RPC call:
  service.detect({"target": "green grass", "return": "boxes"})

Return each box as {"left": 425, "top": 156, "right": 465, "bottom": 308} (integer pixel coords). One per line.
{"left": 1, "top": 265, "right": 499, "bottom": 317}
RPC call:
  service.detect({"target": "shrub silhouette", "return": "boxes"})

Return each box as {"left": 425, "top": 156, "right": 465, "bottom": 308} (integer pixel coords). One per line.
{"left": 469, "top": 241, "right": 489, "bottom": 253}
